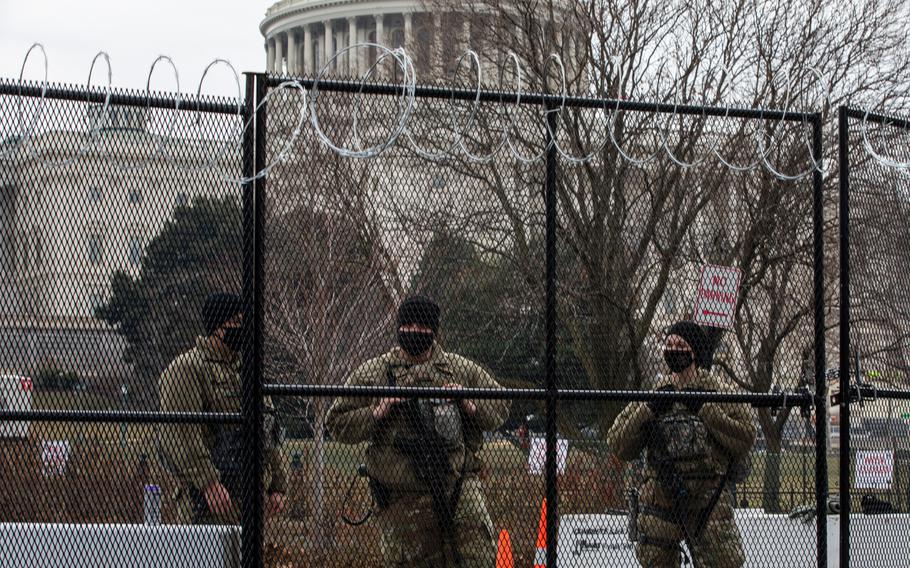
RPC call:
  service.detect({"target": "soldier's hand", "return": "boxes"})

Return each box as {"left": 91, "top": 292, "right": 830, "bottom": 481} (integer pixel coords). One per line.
{"left": 267, "top": 492, "right": 285, "bottom": 516}
{"left": 204, "top": 481, "right": 234, "bottom": 518}
{"left": 373, "top": 397, "right": 405, "bottom": 420}
{"left": 443, "top": 383, "right": 477, "bottom": 415}
{"left": 647, "top": 384, "right": 676, "bottom": 416}
{"left": 680, "top": 387, "right": 710, "bottom": 413}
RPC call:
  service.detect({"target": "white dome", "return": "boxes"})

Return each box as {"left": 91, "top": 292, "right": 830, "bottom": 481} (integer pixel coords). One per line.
{"left": 259, "top": 0, "right": 485, "bottom": 78}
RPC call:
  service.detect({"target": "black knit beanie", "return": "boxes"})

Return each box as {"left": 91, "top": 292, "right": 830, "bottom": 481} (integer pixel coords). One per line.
{"left": 202, "top": 293, "right": 243, "bottom": 335}
{"left": 397, "top": 295, "right": 440, "bottom": 333}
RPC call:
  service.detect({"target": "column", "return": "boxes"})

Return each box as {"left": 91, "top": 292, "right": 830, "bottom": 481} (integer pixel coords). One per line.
{"left": 303, "top": 24, "right": 313, "bottom": 75}
{"left": 433, "top": 13, "right": 443, "bottom": 74}
{"left": 337, "top": 29, "right": 346, "bottom": 72}
{"left": 287, "top": 30, "right": 298, "bottom": 75}
{"left": 348, "top": 17, "right": 359, "bottom": 76}
{"left": 275, "top": 33, "right": 285, "bottom": 75}
{"left": 324, "top": 21, "right": 333, "bottom": 71}
{"left": 358, "top": 24, "right": 368, "bottom": 76}
{"left": 555, "top": 28, "right": 564, "bottom": 84}
{"left": 570, "top": 32, "right": 580, "bottom": 75}
{"left": 266, "top": 38, "right": 275, "bottom": 73}
{"left": 374, "top": 14, "right": 385, "bottom": 80}
{"left": 404, "top": 12, "right": 413, "bottom": 53}
{"left": 375, "top": 14, "right": 385, "bottom": 46}
{"left": 462, "top": 18, "right": 471, "bottom": 53}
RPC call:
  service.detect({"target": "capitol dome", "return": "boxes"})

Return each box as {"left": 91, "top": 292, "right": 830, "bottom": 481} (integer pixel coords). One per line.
{"left": 259, "top": 0, "right": 582, "bottom": 82}
{"left": 260, "top": 0, "right": 482, "bottom": 78}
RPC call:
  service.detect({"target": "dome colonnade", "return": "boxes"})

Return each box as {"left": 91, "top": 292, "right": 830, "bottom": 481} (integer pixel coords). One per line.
{"left": 260, "top": 0, "right": 480, "bottom": 77}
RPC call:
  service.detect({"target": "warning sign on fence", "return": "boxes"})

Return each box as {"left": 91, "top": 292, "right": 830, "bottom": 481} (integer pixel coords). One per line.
{"left": 694, "top": 265, "right": 742, "bottom": 329}
{"left": 41, "top": 440, "right": 70, "bottom": 478}
{"left": 855, "top": 450, "right": 894, "bottom": 490}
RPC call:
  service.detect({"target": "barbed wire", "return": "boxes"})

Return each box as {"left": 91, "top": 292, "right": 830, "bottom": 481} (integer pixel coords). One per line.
{"left": 4, "top": 41, "right": 908, "bottom": 182}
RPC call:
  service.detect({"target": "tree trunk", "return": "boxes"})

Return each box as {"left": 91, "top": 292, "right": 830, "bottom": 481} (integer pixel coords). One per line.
{"left": 311, "top": 407, "right": 328, "bottom": 561}
{"left": 762, "top": 450, "right": 782, "bottom": 513}
{"left": 757, "top": 406, "right": 790, "bottom": 513}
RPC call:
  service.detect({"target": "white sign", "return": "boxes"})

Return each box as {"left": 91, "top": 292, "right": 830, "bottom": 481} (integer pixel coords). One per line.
{"left": 693, "top": 264, "right": 742, "bottom": 329}
{"left": 855, "top": 450, "right": 894, "bottom": 490}
{"left": 528, "top": 437, "right": 569, "bottom": 475}
{"left": 556, "top": 514, "right": 637, "bottom": 566}
{"left": 41, "top": 441, "right": 70, "bottom": 478}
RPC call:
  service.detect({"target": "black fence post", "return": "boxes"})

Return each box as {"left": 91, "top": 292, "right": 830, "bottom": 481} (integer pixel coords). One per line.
{"left": 544, "top": 105, "right": 559, "bottom": 568}
{"left": 836, "top": 105, "right": 852, "bottom": 568}
{"left": 241, "top": 72, "right": 267, "bottom": 568}
{"left": 811, "top": 112, "right": 828, "bottom": 568}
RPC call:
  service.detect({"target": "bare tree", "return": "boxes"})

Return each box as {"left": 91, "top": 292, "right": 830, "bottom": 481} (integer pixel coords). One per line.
{"left": 847, "top": 147, "right": 910, "bottom": 384}
{"left": 264, "top": 150, "right": 402, "bottom": 559}
{"left": 408, "top": 0, "right": 910, "bottom": 423}
{"left": 388, "top": 0, "right": 910, "bottom": 512}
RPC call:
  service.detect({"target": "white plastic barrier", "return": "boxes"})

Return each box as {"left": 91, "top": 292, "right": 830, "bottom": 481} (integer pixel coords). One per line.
{"left": 557, "top": 510, "right": 910, "bottom": 567}
{"left": 0, "top": 523, "right": 239, "bottom": 568}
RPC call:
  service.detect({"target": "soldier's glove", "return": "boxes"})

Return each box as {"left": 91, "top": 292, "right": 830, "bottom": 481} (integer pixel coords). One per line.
{"left": 647, "top": 384, "right": 676, "bottom": 416}
{"left": 680, "top": 387, "right": 711, "bottom": 414}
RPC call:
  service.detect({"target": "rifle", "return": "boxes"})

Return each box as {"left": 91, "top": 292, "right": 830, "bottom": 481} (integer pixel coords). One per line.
{"left": 387, "top": 365, "right": 466, "bottom": 568}
{"left": 395, "top": 397, "right": 465, "bottom": 568}
{"left": 649, "top": 419, "right": 700, "bottom": 568}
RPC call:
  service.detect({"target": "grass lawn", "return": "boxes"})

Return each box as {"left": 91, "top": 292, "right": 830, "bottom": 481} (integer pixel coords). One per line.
{"left": 28, "top": 388, "right": 157, "bottom": 447}
{"left": 19, "top": 391, "right": 888, "bottom": 514}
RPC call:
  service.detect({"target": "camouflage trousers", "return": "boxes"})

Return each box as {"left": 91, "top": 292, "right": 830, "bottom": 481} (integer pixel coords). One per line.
{"left": 635, "top": 495, "right": 745, "bottom": 568}
{"left": 377, "top": 476, "right": 496, "bottom": 568}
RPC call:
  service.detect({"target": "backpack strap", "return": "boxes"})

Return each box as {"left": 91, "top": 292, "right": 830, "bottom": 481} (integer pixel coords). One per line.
{"left": 386, "top": 364, "right": 396, "bottom": 387}
{"left": 693, "top": 457, "right": 735, "bottom": 539}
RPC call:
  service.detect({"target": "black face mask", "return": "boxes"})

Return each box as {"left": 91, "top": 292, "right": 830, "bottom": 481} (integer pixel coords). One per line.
{"left": 222, "top": 327, "right": 243, "bottom": 353}
{"left": 664, "top": 350, "right": 694, "bottom": 373}
{"left": 398, "top": 331, "right": 434, "bottom": 357}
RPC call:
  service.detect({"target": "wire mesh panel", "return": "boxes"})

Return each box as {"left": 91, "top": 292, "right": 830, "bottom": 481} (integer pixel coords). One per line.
{"left": 259, "top": 77, "right": 546, "bottom": 567}
{"left": 551, "top": 98, "right": 824, "bottom": 567}
{"left": 0, "top": 79, "right": 245, "bottom": 567}
{"left": 0, "top": 70, "right": 841, "bottom": 567}
{"left": 839, "top": 108, "right": 910, "bottom": 567}
{"left": 253, "top": 71, "right": 829, "bottom": 567}
{"left": 844, "top": 113, "right": 910, "bottom": 398}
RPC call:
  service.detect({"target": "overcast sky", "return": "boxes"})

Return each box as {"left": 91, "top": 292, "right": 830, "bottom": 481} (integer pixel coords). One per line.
{"left": 0, "top": 0, "right": 270, "bottom": 99}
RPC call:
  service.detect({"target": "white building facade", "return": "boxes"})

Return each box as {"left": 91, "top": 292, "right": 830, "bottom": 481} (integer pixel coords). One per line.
{"left": 261, "top": 0, "right": 465, "bottom": 77}
{"left": 0, "top": 106, "right": 235, "bottom": 378}
{"left": 1, "top": 107, "right": 235, "bottom": 325}
{"left": 258, "top": 0, "right": 584, "bottom": 80}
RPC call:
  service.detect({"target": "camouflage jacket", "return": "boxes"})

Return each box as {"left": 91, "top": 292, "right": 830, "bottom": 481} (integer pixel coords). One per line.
{"left": 159, "top": 337, "right": 288, "bottom": 496}
{"left": 326, "top": 345, "right": 510, "bottom": 491}
{"left": 606, "top": 371, "right": 755, "bottom": 510}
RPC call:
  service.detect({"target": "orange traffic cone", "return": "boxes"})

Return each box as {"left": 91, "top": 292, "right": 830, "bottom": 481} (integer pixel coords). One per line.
{"left": 533, "top": 499, "right": 547, "bottom": 568}
{"left": 495, "top": 529, "right": 514, "bottom": 568}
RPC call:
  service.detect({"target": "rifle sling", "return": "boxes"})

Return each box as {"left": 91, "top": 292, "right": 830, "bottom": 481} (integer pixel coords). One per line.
{"left": 387, "top": 363, "right": 468, "bottom": 568}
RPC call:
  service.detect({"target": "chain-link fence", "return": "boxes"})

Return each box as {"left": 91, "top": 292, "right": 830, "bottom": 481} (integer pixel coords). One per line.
{"left": 836, "top": 106, "right": 910, "bottom": 568}
{"left": 14, "top": 70, "right": 910, "bottom": 568}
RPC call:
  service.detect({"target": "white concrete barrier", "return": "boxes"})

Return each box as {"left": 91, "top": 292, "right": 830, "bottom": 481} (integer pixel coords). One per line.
{"left": 0, "top": 523, "right": 239, "bottom": 568}
{"left": 556, "top": 510, "right": 910, "bottom": 567}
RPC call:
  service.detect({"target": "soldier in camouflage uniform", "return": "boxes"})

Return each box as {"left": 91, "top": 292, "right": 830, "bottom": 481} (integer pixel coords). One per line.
{"left": 326, "top": 296, "right": 510, "bottom": 568}
{"left": 159, "top": 293, "right": 288, "bottom": 524}
{"left": 606, "top": 321, "right": 756, "bottom": 568}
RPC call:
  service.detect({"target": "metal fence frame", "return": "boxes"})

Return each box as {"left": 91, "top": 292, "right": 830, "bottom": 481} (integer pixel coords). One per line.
{"left": 836, "top": 105, "right": 910, "bottom": 568}
{"left": 0, "top": 71, "right": 838, "bottom": 567}
{"left": 254, "top": 73, "right": 831, "bottom": 568}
